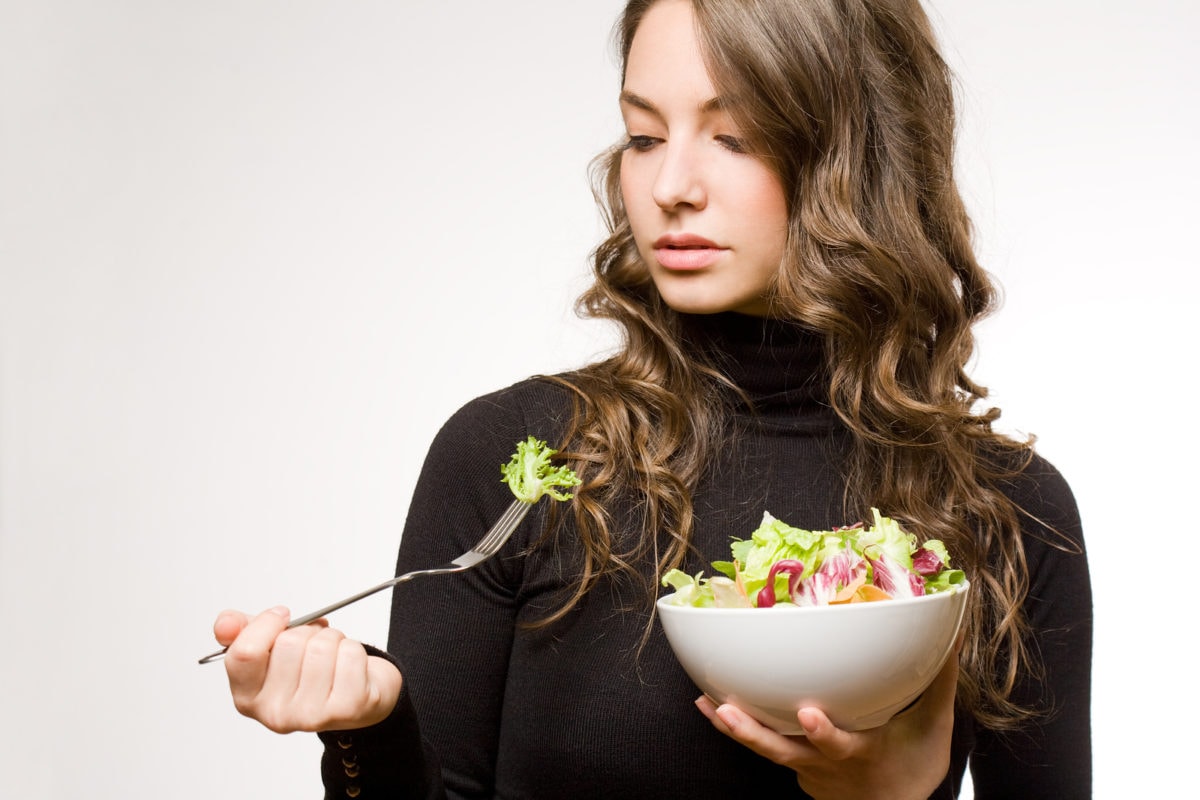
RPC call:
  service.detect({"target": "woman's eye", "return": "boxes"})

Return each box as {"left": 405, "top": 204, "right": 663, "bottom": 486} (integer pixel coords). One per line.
{"left": 622, "top": 134, "right": 660, "bottom": 152}
{"left": 715, "top": 135, "right": 748, "bottom": 154}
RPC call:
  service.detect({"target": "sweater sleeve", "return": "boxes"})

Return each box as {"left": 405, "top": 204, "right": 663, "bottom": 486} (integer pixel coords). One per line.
{"left": 969, "top": 455, "right": 1093, "bottom": 798}
{"left": 317, "top": 646, "right": 445, "bottom": 799}
{"left": 317, "top": 380, "right": 572, "bottom": 799}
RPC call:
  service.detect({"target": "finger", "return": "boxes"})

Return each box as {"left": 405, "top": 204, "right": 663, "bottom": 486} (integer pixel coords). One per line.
{"left": 259, "top": 621, "right": 326, "bottom": 693}
{"left": 696, "top": 698, "right": 812, "bottom": 768}
{"left": 797, "top": 707, "right": 859, "bottom": 760}
{"left": 242, "top": 623, "right": 333, "bottom": 731}
{"left": 213, "top": 609, "right": 251, "bottom": 647}
{"left": 694, "top": 695, "right": 721, "bottom": 725}
{"left": 223, "top": 607, "right": 291, "bottom": 696}
{"left": 291, "top": 626, "right": 347, "bottom": 726}
{"left": 326, "top": 637, "right": 372, "bottom": 724}
{"left": 327, "top": 643, "right": 404, "bottom": 730}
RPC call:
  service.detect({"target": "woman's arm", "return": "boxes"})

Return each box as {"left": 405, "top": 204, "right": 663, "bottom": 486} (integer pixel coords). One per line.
{"left": 969, "top": 456, "right": 1093, "bottom": 798}
{"left": 214, "top": 381, "right": 565, "bottom": 799}
{"left": 318, "top": 380, "right": 572, "bottom": 798}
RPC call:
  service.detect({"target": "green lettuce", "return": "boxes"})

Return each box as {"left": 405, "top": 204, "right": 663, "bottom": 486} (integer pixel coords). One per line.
{"left": 662, "top": 509, "right": 965, "bottom": 608}
{"left": 500, "top": 436, "right": 581, "bottom": 503}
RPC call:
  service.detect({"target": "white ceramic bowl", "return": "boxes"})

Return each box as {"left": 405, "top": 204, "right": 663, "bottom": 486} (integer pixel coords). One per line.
{"left": 657, "top": 581, "right": 969, "bottom": 734}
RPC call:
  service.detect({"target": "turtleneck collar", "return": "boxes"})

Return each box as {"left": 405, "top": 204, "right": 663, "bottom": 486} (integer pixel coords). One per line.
{"left": 679, "top": 312, "right": 833, "bottom": 421}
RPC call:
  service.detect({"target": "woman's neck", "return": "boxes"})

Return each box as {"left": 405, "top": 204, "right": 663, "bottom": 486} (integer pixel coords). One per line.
{"left": 679, "top": 312, "right": 830, "bottom": 415}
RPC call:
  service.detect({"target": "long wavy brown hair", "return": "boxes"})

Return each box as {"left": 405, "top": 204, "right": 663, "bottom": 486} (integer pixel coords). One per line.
{"left": 546, "top": 0, "right": 1040, "bottom": 730}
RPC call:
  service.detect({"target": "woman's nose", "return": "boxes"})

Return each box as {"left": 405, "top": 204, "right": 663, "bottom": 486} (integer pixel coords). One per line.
{"left": 651, "top": 142, "right": 707, "bottom": 212}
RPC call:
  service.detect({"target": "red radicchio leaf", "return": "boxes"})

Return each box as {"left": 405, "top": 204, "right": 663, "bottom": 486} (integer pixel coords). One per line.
{"left": 799, "top": 547, "right": 866, "bottom": 606}
{"left": 756, "top": 559, "right": 806, "bottom": 608}
{"left": 868, "top": 551, "right": 925, "bottom": 598}
{"left": 911, "top": 547, "right": 944, "bottom": 577}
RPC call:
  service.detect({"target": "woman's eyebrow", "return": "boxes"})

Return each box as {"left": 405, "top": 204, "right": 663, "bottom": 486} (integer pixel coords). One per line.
{"left": 619, "top": 90, "right": 728, "bottom": 115}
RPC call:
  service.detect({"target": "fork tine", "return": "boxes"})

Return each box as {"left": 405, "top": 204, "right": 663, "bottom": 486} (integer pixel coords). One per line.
{"left": 474, "top": 500, "right": 531, "bottom": 555}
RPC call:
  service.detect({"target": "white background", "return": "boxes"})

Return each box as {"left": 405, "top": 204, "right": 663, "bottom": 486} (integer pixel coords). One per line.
{"left": 1, "top": 1, "right": 1195, "bottom": 797}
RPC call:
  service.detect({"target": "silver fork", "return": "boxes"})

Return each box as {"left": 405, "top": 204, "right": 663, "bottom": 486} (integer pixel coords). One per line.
{"left": 198, "top": 498, "right": 532, "bottom": 665}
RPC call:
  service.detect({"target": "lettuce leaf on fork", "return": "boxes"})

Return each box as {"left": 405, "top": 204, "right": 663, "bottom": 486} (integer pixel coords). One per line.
{"left": 501, "top": 436, "right": 581, "bottom": 503}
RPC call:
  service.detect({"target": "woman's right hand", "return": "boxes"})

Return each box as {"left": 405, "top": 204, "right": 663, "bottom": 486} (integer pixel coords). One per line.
{"left": 214, "top": 607, "right": 403, "bottom": 734}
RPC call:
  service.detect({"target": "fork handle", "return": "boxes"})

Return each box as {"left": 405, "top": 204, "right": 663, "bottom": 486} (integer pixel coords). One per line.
{"left": 196, "top": 572, "right": 424, "bottom": 665}
{"left": 198, "top": 497, "right": 531, "bottom": 665}
{"left": 287, "top": 574, "right": 414, "bottom": 628}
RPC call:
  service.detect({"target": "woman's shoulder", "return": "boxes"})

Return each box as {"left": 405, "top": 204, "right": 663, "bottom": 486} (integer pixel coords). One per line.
{"left": 430, "top": 375, "right": 579, "bottom": 456}
{"left": 1007, "top": 451, "right": 1080, "bottom": 533}
{"left": 992, "top": 447, "right": 1089, "bottom": 575}
{"left": 406, "top": 376, "right": 580, "bottom": 521}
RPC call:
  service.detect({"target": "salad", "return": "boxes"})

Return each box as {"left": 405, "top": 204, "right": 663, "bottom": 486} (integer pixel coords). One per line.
{"left": 501, "top": 435, "right": 581, "bottom": 503}
{"left": 662, "top": 509, "right": 965, "bottom": 608}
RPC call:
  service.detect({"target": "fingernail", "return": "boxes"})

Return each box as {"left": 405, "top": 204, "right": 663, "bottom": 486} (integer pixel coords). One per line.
{"left": 268, "top": 606, "right": 290, "bottom": 619}
{"left": 716, "top": 704, "right": 740, "bottom": 729}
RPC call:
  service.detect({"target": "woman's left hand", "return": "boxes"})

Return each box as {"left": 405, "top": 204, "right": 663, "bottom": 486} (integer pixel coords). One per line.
{"left": 694, "top": 651, "right": 958, "bottom": 800}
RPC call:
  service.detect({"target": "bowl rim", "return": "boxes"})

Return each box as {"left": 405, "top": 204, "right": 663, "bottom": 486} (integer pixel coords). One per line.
{"left": 655, "top": 578, "right": 970, "bottom": 616}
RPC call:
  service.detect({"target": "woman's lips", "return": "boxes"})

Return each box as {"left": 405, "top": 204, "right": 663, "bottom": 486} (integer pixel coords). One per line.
{"left": 653, "top": 234, "right": 726, "bottom": 271}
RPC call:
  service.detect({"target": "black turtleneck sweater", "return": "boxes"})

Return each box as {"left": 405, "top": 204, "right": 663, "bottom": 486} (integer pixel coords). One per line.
{"left": 318, "top": 314, "right": 1092, "bottom": 799}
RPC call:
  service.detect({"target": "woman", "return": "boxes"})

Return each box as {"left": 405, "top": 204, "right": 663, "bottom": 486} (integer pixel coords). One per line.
{"left": 214, "top": 1, "right": 1092, "bottom": 797}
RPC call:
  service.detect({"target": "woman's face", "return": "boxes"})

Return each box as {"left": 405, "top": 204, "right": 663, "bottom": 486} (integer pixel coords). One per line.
{"left": 619, "top": 0, "right": 788, "bottom": 317}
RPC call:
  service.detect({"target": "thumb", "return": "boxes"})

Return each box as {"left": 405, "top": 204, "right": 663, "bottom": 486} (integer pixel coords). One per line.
{"left": 797, "top": 707, "right": 858, "bottom": 760}
{"left": 212, "top": 609, "right": 252, "bottom": 647}
{"left": 915, "top": 647, "right": 960, "bottom": 725}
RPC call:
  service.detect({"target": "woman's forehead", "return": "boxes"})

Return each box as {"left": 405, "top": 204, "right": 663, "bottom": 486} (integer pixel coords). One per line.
{"left": 622, "top": 0, "right": 716, "bottom": 107}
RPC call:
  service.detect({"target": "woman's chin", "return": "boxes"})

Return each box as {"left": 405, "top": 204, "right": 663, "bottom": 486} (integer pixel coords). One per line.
{"left": 659, "top": 296, "right": 771, "bottom": 317}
